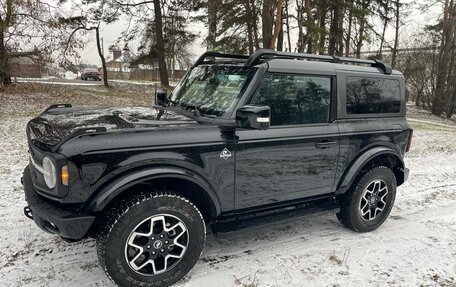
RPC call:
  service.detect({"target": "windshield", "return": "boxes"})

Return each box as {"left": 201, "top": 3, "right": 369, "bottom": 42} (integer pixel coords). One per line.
{"left": 170, "top": 65, "right": 256, "bottom": 118}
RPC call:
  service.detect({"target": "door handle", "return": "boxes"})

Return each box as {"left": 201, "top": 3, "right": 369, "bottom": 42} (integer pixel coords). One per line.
{"left": 315, "top": 141, "right": 337, "bottom": 149}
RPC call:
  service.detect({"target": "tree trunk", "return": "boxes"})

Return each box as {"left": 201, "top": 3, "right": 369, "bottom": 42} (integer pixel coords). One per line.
{"left": 317, "top": 0, "right": 327, "bottom": 54}
{"left": 328, "top": 0, "right": 343, "bottom": 55}
{"left": 262, "top": 0, "right": 275, "bottom": 48}
{"left": 251, "top": 0, "right": 260, "bottom": 49}
{"left": 446, "top": 33, "right": 456, "bottom": 117}
{"left": 355, "top": 0, "right": 368, "bottom": 58}
{"left": 304, "top": 0, "right": 314, "bottom": 53}
{"left": 296, "top": 0, "right": 304, "bottom": 52}
{"left": 270, "top": 0, "right": 284, "bottom": 49}
{"left": 391, "top": 0, "right": 400, "bottom": 68}
{"left": 153, "top": 0, "right": 169, "bottom": 87}
{"left": 95, "top": 26, "right": 108, "bottom": 87}
{"left": 285, "top": 0, "right": 292, "bottom": 51}
{"left": 0, "top": 27, "right": 10, "bottom": 85}
{"left": 336, "top": 3, "right": 345, "bottom": 55}
{"left": 433, "top": 0, "right": 455, "bottom": 116}
{"left": 277, "top": 5, "right": 284, "bottom": 51}
{"left": 245, "top": 0, "right": 254, "bottom": 54}
{"left": 207, "top": 0, "right": 218, "bottom": 50}
{"left": 0, "top": 0, "right": 13, "bottom": 85}
{"left": 345, "top": 7, "right": 352, "bottom": 56}
{"left": 379, "top": 0, "right": 390, "bottom": 58}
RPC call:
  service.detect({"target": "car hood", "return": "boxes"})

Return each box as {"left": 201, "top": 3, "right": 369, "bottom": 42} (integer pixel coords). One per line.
{"left": 27, "top": 106, "right": 197, "bottom": 150}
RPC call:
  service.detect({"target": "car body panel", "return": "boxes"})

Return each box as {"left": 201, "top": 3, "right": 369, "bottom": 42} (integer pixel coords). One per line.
{"left": 235, "top": 123, "right": 339, "bottom": 209}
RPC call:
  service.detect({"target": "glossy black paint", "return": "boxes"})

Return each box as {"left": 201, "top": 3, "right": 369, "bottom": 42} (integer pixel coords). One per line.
{"left": 235, "top": 123, "right": 339, "bottom": 209}
{"left": 23, "top": 56, "right": 412, "bottom": 240}
{"left": 27, "top": 106, "right": 197, "bottom": 150}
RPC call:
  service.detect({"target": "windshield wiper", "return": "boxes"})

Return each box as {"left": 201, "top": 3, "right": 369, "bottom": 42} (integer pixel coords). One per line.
{"left": 175, "top": 102, "right": 203, "bottom": 117}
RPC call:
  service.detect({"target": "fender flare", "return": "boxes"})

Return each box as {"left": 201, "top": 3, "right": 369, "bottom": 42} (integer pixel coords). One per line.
{"left": 336, "top": 146, "right": 404, "bottom": 194}
{"left": 84, "top": 166, "right": 221, "bottom": 216}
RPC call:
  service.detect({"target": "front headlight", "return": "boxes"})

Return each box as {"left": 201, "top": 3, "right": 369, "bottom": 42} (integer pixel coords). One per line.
{"left": 42, "top": 156, "right": 57, "bottom": 189}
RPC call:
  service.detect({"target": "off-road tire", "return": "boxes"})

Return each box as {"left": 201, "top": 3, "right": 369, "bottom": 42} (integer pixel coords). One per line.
{"left": 337, "top": 166, "right": 397, "bottom": 232}
{"left": 96, "top": 192, "right": 206, "bottom": 287}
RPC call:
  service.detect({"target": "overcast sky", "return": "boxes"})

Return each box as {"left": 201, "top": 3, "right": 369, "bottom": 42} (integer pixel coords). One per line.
{"left": 78, "top": 0, "right": 441, "bottom": 67}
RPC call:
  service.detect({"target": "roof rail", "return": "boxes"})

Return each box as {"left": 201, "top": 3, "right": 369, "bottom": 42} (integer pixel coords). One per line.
{"left": 244, "top": 49, "right": 392, "bottom": 74}
{"left": 191, "top": 51, "right": 250, "bottom": 68}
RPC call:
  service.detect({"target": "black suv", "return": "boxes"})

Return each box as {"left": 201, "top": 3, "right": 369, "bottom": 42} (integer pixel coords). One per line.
{"left": 22, "top": 49, "right": 412, "bottom": 286}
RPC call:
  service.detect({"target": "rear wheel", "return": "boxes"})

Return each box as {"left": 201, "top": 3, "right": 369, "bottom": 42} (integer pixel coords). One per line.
{"left": 96, "top": 192, "right": 206, "bottom": 287}
{"left": 337, "top": 166, "right": 396, "bottom": 232}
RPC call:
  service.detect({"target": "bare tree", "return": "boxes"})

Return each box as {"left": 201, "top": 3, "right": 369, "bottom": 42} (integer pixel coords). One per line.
{"left": 153, "top": 0, "right": 169, "bottom": 86}
{"left": 0, "top": 1, "right": 72, "bottom": 85}
{"left": 63, "top": 13, "right": 109, "bottom": 87}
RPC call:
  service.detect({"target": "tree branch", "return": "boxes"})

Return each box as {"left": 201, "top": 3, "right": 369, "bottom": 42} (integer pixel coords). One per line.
{"left": 64, "top": 25, "right": 96, "bottom": 55}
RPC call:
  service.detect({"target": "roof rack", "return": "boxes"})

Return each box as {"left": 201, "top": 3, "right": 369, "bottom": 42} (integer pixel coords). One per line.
{"left": 244, "top": 49, "right": 392, "bottom": 74}
{"left": 191, "top": 51, "right": 250, "bottom": 68}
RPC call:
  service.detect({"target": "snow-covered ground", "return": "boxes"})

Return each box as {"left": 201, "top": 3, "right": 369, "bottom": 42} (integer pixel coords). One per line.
{"left": 0, "top": 104, "right": 455, "bottom": 286}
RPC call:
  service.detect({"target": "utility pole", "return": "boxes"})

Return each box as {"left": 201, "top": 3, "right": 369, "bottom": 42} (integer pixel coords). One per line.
{"left": 101, "top": 37, "right": 104, "bottom": 56}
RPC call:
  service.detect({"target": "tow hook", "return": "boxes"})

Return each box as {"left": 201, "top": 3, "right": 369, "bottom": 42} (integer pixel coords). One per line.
{"left": 24, "top": 206, "right": 33, "bottom": 220}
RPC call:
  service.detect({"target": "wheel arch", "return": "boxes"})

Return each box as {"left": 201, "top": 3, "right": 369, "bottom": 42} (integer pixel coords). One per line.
{"left": 336, "top": 146, "right": 405, "bottom": 194}
{"left": 84, "top": 166, "right": 221, "bottom": 221}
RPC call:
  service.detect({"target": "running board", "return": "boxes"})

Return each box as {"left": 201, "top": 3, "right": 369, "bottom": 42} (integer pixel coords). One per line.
{"left": 211, "top": 199, "right": 339, "bottom": 235}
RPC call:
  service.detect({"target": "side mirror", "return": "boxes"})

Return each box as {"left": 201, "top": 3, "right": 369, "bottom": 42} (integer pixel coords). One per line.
{"left": 236, "top": 105, "right": 271, "bottom": 130}
{"left": 155, "top": 88, "right": 168, "bottom": 107}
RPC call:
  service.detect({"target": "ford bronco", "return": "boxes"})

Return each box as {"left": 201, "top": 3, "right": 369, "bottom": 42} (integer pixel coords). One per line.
{"left": 22, "top": 49, "right": 412, "bottom": 286}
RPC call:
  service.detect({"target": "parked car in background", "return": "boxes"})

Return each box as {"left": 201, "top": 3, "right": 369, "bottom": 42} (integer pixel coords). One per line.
{"left": 81, "top": 68, "right": 101, "bottom": 81}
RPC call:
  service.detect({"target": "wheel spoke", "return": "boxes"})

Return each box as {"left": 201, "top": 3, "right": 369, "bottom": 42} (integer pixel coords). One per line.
{"left": 379, "top": 193, "right": 388, "bottom": 205}
{"left": 359, "top": 179, "right": 389, "bottom": 221}
{"left": 125, "top": 214, "right": 189, "bottom": 276}
{"left": 367, "top": 209, "right": 373, "bottom": 220}
{"left": 151, "top": 215, "right": 166, "bottom": 233}
{"left": 360, "top": 202, "right": 369, "bottom": 215}
{"left": 165, "top": 221, "right": 186, "bottom": 235}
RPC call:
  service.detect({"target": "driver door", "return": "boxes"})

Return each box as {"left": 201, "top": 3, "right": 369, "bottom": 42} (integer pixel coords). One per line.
{"left": 235, "top": 73, "right": 339, "bottom": 210}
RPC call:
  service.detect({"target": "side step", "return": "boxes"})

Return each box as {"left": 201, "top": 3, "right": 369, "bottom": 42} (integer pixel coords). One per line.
{"left": 211, "top": 199, "right": 339, "bottom": 234}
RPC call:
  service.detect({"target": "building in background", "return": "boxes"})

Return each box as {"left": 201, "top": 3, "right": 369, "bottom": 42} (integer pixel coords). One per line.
{"left": 9, "top": 57, "right": 42, "bottom": 78}
{"left": 106, "top": 45, "right": 186, "bottom": 81}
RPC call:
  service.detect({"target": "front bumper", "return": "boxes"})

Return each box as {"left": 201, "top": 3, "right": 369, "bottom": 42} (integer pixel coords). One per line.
{"left": 22, "top": 166, "right": 95, "bottom": 240}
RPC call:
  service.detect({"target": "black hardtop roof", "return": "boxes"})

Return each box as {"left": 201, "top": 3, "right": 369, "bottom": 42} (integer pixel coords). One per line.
{"left": 193, "top": 49, "right": 393, "bottom": 75}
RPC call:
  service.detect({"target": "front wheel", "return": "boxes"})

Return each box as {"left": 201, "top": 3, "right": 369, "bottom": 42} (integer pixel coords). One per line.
{"left": 336, "top": 166, "right": 397, "bottom": 232}
{"left": 96, "top": 192, "right": 206, "bottom": 287}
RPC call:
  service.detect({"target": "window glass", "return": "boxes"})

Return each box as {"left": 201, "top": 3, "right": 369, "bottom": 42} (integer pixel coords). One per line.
{"left": 346, "top": 77, "right": 400, "bottom": 114}
{"left": 170, "top": 66, "right": 255, "bottom": 117}
{"left": 250, "top": 73, "right": 331, "bottom": 125}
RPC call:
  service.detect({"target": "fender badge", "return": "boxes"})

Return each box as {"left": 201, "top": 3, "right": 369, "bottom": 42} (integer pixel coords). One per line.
{"left": 220, "top": 148, "right": 232, "bottom": 160}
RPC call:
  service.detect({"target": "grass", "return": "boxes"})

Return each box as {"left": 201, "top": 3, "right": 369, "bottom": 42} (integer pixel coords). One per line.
{"left": 408, "top": 119, "right": 456, "bottom": 132}
{"left": 0, "top": 82, "right": 153, "bottom": 117}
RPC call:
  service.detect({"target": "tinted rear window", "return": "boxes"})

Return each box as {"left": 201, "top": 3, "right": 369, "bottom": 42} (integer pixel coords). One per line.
{"left": 346, "top": 77, "right": 400, "bottom": 114}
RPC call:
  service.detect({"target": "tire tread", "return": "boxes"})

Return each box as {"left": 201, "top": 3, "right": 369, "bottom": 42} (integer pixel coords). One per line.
{"left": 96, "top": 191, "right": 206, "bottom": 287}
{"left": 337, "top": 166, "right": 396, "bottom": 232}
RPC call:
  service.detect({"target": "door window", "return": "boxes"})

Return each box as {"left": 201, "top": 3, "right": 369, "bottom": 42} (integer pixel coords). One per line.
{"left": 250, "top": 73, "right": 331, "bottom": 126}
